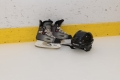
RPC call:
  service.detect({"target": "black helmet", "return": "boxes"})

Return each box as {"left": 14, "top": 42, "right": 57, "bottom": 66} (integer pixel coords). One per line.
{"left": 70, "top": 30, "right": 94, "bottom": 51}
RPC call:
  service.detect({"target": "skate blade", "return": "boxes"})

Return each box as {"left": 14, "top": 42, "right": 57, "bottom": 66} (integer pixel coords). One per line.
{"left": 35, "top": 40, "right": 61, "bottom": 49}
{"left": 61, "top": 39, "right": 71, "bottom": 45}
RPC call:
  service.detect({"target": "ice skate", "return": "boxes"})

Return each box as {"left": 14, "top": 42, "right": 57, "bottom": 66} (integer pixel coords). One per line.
{"left": 35, "top": 19, "right": 61, "bottom": 49}
{"left": 52, "top": 19, "right": 72, "bottom": 45}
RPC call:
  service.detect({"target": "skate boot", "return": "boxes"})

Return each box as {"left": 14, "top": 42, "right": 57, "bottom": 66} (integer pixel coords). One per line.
{"left": 52, "top": 19, "right": 72, "bottom": 45}
{"left": 35, "top": 19, "right": 61, "bottom": 49}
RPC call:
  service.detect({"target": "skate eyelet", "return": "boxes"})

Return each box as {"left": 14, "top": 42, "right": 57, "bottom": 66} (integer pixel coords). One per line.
{"left": 42, "top": 32, "right": 46, "bottom": 35}
{"left": 55, "top": 29, "right": 59, "bottom": 32}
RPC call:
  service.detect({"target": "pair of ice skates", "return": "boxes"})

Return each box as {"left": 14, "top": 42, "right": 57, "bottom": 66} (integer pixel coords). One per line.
{"left": 35, "top": 19, "right": 72, "bottom": 49}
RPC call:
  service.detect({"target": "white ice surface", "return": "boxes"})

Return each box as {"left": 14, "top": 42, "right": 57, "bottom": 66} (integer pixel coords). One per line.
{"left": 0, "top": 36, "right": 120, "bottom": 80}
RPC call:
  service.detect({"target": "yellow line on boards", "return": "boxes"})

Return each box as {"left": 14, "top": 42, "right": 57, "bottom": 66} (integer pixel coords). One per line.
{"left": 0, "top": 22, "right": 120, "bottom": 44}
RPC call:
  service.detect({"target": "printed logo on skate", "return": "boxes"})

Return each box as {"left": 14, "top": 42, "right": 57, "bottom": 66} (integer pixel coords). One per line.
{"left": 58, "top": 34, "right": 67, "bottom": 39}
{"left": 44, "top": 38, "right": 54, "bottom": 43}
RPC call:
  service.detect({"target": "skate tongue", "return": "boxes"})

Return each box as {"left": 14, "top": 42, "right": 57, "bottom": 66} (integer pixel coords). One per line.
{"left": 45, "top": 25, "right": 51, "bottom": 29}
{"left": 55, "top": 19, "right": 64, "bottom": 27}
{"left": 43, "top": 21, "right": 52, "bottom": 29}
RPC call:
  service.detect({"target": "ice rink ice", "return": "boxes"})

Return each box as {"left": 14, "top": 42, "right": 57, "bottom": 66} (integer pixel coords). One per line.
{"left": 0, "top": 36, "right": 120, "bottom": 80}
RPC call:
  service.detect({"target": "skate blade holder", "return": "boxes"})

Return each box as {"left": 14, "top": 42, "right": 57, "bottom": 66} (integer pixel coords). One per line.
{"left": 70, "top": 30, "right": 94, "bottom": 52}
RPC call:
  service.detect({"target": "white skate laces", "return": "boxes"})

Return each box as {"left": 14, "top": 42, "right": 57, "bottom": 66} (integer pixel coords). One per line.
{"left": 45, "top": 28, "right": 55, "bottom": 38}
{"left": 38, "top": 26, "right": 55, "bottom": 38}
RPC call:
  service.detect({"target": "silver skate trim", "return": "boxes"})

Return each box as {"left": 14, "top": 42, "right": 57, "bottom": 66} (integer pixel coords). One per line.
{"left": 35, "top": 40, "right": 61, "bottom": 49}
{"left": 61, "top": 39, "right": 71, "bottom": 45}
